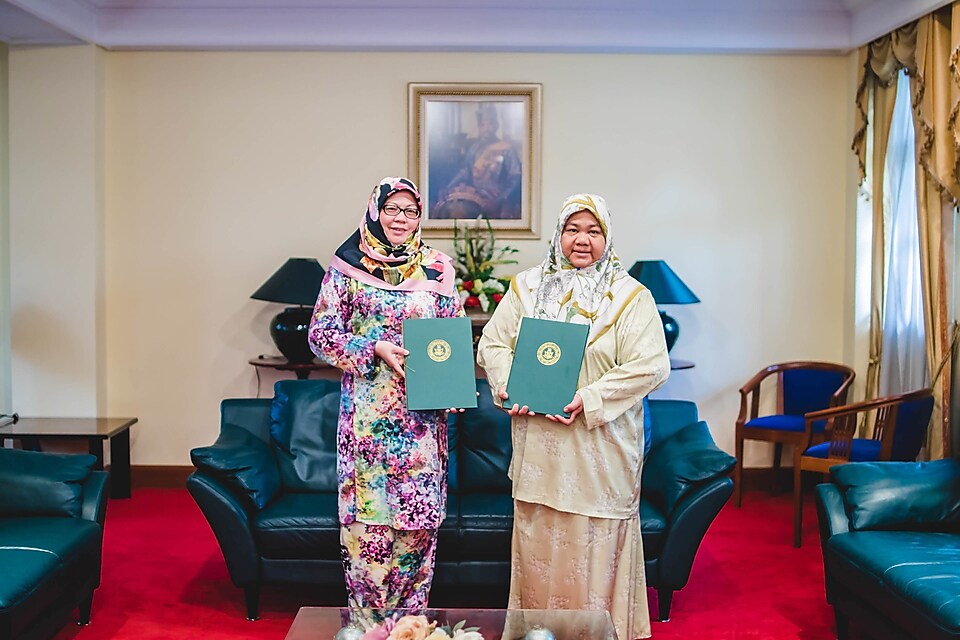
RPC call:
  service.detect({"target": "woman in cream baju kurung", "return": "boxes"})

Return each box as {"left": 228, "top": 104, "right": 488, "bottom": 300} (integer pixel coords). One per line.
{"left": 477, "top": 194, "right": 669, "bottom": 640}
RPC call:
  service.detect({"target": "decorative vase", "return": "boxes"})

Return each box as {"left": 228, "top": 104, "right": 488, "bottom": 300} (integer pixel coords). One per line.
{"left": 270, "top": 306, "right": 315, "bottom": 363}
{"left": 659, "top": 310, "right": 679, "bottom": 352}
{"left": 524, "top": 625, "right": 556, "bottom": 640}
{"left": 333, "top": 624, "right": 364, "bottom": 640}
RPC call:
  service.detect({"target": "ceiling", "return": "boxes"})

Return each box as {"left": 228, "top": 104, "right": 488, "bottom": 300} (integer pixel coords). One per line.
{"left": 0, "top": 0, "right": 953, "bottom": 53}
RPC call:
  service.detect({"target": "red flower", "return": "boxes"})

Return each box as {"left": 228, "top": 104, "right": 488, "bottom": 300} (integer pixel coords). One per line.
{"left": 464, "top": 295, "right": 481, "bottom": 308}
{"left": 492, "top": 293, "right": 504, "bottom": 304}
{"left": 461, "top": 280, "right": 475, "bottom": 292}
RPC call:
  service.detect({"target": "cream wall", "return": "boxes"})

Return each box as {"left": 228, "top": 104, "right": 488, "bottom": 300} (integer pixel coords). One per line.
{"left": 0, "top": 44, "right": 9, "bottom": 413}
{"left": 9, "top": 45, "right": 105, "bottom": 416}
{"left": 95, "top": 50, "right": 854, "bottom": 466}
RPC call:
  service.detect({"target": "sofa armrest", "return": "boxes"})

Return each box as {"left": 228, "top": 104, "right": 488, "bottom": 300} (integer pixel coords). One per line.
{"left": 655, "top": 476, "right": 732, "bottom": 590}
{"left": 81, "top": 470, "right": 110, "bottom": 526}
{"left": 642, "top": 421, "right": 735, "bottom": 517}
{"left": 814, "top": 482, "right": 849, "bottom": 540}
{"left": 190, "top": 424, "right": 281, "bottom": 511}
{"left": 187, "top": 472, "right": 262, "bottom": 588}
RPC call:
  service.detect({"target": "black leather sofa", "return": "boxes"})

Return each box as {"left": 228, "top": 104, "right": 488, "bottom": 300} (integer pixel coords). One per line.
{"left": 815, "top": 458, "right": 960, "bottom": 640}
{"left": 188, "top": 379, "right": 735, "bottom": 621}
{"left": 0, "top": 449, "right": 109, "bottom": 640}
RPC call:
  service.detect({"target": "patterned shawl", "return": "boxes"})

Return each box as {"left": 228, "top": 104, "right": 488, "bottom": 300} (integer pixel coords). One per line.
{"left": 329, "top": 176, "right": 456, "bottom": 296}
{"left": 515, "top": 193, "right": 642, "bottom": 343}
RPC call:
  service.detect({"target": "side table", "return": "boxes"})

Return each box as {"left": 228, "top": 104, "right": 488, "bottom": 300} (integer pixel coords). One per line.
{"left": 249, "top": 356, "right": 334, "bottom": 380}
{"left": 0, "top": 417, "right": 137, "bottom": 499}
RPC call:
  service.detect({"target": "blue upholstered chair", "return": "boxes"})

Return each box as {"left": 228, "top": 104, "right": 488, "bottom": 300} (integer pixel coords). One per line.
{"left": 733, "top": 361, "right": 856, "bottom": 509}
{"left": 793, "top": 387, "right": 933, "bottom": 547}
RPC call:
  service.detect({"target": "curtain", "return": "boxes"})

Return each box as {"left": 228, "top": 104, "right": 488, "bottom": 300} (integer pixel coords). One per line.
{"left": 853, "top": 28, "right": 913, "bottom": 408}
{"left": 879, "top": 70, "right": 930, "bottom": 397}
{"left": 853, "top": 7, "right": 959, "bottom": 458}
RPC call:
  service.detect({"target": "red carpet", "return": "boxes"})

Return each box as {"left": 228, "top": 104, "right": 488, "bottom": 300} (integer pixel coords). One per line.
{"left": 52, "top": 488, "right": 835, "bottom": 639}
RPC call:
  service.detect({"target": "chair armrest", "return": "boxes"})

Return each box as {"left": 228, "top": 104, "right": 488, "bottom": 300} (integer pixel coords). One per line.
{"left": 656, "top": 476, "right": 733, "bottom": 590}
{"left": 187, "top": 472, "right": 262, "bottom": 587}
{"left": 80, "top": 470, "right": 110, "bottom": 526}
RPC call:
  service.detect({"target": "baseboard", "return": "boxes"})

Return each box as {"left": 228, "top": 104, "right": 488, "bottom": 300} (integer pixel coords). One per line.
{"left": 131, "top": 465, "right": 194, "bottom": 489}
{"left": 739, "top": 467, "right": 825, "bottom": 493}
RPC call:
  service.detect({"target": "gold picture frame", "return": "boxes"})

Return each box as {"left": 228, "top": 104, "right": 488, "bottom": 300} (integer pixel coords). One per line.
{"left": 408, "top": 82, "right": 542, "bottom": 238}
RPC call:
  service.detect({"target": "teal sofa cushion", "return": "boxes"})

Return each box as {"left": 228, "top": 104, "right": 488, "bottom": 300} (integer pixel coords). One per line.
{"left": 0, "top": 450, "right": 96, "bottom": 518}
{"left": 269, "top": 379, "right": 341, "bottom": 492}
{"left": 832, "top": 459, "right": 960, "bottom": 531}
{"left": 642, "top": 421, "right": 735, "bottom": 515}
{"left": 191, "top": 424, "right": 281, "bottom": 510}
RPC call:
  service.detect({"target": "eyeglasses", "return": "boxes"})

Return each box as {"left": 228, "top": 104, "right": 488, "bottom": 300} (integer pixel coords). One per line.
{"left": 381, "top": 204, "right": 421, "bottom": 219}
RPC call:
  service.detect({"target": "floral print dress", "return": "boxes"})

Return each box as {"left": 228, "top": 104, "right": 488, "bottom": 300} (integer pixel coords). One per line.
{"left": 309, "top": 267, "right": 463, "bottom": 531}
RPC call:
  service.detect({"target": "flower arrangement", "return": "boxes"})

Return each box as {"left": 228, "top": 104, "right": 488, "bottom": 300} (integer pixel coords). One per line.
{"left": 452, "top": 216, "right": 518, "bottom": 313}
{"left": 359, "top": 614, "right": 484, "bottom": 640}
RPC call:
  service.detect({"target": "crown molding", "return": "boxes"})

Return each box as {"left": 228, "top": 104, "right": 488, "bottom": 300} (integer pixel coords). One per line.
{"left": 1, "top": 0, "right": 954, "bottom": 53}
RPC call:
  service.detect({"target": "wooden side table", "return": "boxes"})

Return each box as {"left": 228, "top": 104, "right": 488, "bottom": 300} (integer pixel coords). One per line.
{"left": 249, "top": 356, "right": 334, "bottom": 380}
{"left": 0, "top": 417, "right": 138, "bottom": 499}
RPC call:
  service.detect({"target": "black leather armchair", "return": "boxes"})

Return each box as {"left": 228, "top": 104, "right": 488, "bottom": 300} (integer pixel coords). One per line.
{"left": 0, "top": 449, "right": 109, "bottom": 640}
{"left": 188, "top": 379, "right": 734, "bottom": 621}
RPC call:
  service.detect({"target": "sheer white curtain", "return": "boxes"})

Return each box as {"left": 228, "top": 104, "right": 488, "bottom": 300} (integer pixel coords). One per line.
{"left": 879, "top": 70, "right": 929, "bottom": 396}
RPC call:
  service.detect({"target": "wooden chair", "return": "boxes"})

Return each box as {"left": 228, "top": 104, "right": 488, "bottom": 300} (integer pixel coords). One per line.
{"left": 734, "top": 361, "right": 856, "bottom": 508}
{"left": 792, "top": 387, "right": 933, "bottom": 547}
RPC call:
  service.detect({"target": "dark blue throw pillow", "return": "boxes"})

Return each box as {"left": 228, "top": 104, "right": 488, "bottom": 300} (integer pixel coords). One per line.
{"left": 191, "top": 424, "right": 280, "bottom": 510}
{"left": 832, "top": 459, "right": 960, "bottom": 531}
{"left": 642, "top": 421, "right": 735, "bottom": 516}
{"left": 0, "top": 449, "right": 96, "bottom": 518}
{"left": 269, "top": 379, "right": 341, "bottom": 492}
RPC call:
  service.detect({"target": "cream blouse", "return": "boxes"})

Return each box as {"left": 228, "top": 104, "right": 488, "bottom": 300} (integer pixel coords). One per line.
{"left": 476, "top": 278, "right": 670, "bottom": 519}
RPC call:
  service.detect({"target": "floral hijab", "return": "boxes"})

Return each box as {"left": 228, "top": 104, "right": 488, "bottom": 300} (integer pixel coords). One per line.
{"left": 329, "top": 177, "right": 457, "bottom": 296}
{"left": 516, "top": 193, "right": 641, "bottom": 343}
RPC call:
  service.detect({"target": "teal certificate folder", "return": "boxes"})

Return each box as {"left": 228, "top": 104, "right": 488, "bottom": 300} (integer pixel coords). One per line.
{"left": 403, "top": 317, "right": 478, "bottom": 411}
{"left": 506, "top": 317, "right": 589, "bottom": 416}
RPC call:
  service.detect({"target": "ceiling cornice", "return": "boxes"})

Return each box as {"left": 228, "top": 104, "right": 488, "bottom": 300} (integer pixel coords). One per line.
{"left": 1, "top": 0, "right": 955, "bottom": 53}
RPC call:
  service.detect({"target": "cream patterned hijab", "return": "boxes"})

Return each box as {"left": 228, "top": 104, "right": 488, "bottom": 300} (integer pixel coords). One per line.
{"left": 516, "top": 194, "right": 642, "bottom": 344}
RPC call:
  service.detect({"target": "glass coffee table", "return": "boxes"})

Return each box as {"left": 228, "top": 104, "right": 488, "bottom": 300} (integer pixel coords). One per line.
{"left": 285, "top": 608, "right": 618, "bottom": 640}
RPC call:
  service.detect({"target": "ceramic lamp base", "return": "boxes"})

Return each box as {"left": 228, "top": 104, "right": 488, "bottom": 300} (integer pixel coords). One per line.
{"left": 660, "top": 310, "right": 679, "bottom": 352}
{"left": 270, "top": 306, "right": 315, "bottom": 363}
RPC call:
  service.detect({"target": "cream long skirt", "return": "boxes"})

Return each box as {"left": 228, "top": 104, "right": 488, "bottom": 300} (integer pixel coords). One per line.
{"left": 508, "top": 500, "right": 651, "bottom": 640}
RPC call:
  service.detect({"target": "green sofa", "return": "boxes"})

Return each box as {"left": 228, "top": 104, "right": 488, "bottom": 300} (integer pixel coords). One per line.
{"left": 188, "top": 379, "right": 735, "bottom": 621}
{"left": 0, "top": 449, "right": 108, "bottom": 640}
{"left": 815, "top": 458, "right": 960, "bottom": 640}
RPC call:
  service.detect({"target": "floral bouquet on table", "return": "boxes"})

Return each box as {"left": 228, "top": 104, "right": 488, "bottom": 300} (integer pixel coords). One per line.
{"left": 452, "top": 216, "right": 518, "bottom": 313}
{"left": 359, "top": 614, "right": 484, "bottom": 640}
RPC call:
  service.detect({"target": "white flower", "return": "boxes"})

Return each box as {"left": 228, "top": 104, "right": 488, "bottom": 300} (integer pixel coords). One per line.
{"left": 424, "top": 631, "right": 452, "bottom": 640}
{"left": 459, "top": 290, "right": 470, "bottom": 305}
{"left": 479, "top": 292, "right": 490, "bottom": 312}
{"left": 484, "top": 278, "right": 505, "bottom": 293}
{"left": 451, "top": 631, "right": 484, "bottom": 640}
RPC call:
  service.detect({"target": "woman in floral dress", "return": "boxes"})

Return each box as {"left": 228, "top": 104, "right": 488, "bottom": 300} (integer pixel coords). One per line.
{"left": 309, "top": 176, "right": 463, "bottom": 609}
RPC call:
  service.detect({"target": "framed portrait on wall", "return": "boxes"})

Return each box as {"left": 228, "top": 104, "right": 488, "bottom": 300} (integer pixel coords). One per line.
{"left": 408, "top": 82, "right": 542, "bottom": 238}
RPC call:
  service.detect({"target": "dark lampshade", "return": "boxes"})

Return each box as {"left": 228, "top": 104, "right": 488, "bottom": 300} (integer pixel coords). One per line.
{"left": 251, "top": 258, "right": 326, "bottom": 306}
{"left": 251, "top": 258, "right": 327, "bottom": 363}
{"left": 628, "top": 260, "right": 699, "bottom": 352}
{"left": 628, "top": 260, "right": 700, "bottom": 305}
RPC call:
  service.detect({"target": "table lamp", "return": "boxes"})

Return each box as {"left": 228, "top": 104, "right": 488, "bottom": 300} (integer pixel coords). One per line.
{"left": 251, "top": 258, "right": 326, "bottom": 363}
{"left": 628, "top": 260, "right": 699, "bottom": 352}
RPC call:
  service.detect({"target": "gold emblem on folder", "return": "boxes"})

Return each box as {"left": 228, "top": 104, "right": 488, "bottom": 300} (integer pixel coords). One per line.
{"left": 427, "top": 339, "right": 452, "bottom": 362}
{"left": 536, "top": 342, "right": 561, "bottom": 366}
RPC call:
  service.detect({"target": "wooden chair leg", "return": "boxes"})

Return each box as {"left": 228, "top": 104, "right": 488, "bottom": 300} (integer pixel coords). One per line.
{"left": 793, "top": 461, "right": 803, "bottom": 548}
{"left": 734, "top": 431, "right": 744, "bottom": 507}
{"left": 772, "top": 443, "right": 783, "bottom": 495}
